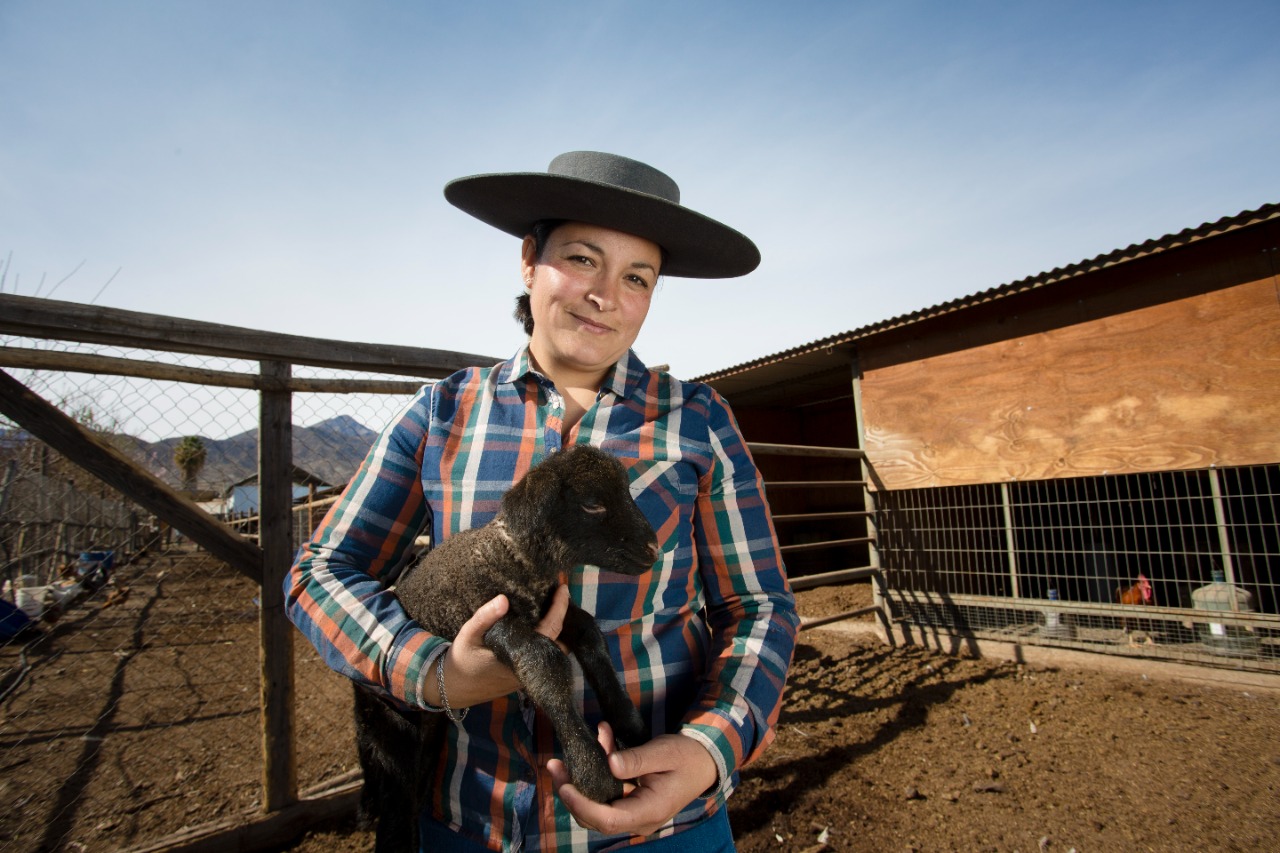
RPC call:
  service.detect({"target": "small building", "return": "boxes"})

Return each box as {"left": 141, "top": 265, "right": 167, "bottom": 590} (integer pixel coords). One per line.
{"left": 698, "top": 204, "right": 1280, "bottom": 670}
{"left": 224, "top": 466, "right": 336, "bottom": 516}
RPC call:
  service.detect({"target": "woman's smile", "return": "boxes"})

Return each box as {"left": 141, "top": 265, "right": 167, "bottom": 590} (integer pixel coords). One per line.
{"left": 568, "top": 310, "right": 616, "bottom": 334}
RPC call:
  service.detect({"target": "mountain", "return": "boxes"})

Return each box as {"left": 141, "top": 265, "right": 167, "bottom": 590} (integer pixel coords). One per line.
{"left": 2, "top": 415, "right": 379, "bottom": 496}
{"left": 292, "top": 416, "right": 379, "bottom": 488}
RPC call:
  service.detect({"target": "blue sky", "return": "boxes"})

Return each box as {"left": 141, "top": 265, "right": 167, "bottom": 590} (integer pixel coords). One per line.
{"left": 4, "top": 0, "right": 1279, "bottom": 384}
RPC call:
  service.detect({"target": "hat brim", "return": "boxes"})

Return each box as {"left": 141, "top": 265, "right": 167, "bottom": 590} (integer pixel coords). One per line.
{"left": 443, "top": 172, "right": 760, "bottom": 279}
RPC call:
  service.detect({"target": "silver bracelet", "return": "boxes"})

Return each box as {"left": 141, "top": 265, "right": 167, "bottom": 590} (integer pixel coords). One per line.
{"left": 436, "top": 653, "right": 468, "bottom": 723}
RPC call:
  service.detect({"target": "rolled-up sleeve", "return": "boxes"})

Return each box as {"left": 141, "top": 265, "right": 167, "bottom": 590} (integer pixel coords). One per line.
{"left": 283, "top": 385, "right": 445, "bottom": 708}
{"left": 679, "top": 388, "right": 800, "bottom": 793}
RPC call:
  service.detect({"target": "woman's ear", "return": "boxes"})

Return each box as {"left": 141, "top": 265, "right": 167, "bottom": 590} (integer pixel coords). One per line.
{"left": 520, "top": 235, "right": 537, "bottom": 289}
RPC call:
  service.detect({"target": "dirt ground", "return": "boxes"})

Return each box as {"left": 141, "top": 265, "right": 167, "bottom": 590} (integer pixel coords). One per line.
{"left": 2, "top": 554, "right": 1278, "bottom": 852}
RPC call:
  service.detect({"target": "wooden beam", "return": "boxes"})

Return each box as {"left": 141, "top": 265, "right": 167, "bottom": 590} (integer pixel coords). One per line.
{"left": 771, "top": 510, "right": 873, "bottom": 523}
{"left": 885, "top": 588, "right": 1280, "bottom": 629}
{"left": 0, "top": 369, "right": 263, "bottom": 581}
{"left": 0, "top": 293, "right": 498, "bottom": 377}
{"left": 779, "top": 536, "right": 875, "bottom": 554}
{"left": 257, "top": 360, "right": 297, "bottom": 811}
{"left": 0, "top": 346, "right": 428, "bottom": 394}
{"left": 790, "top": 566, "right": 880, "bottom": 591}
{"left": 118, "top": 779, "right": 361, "bottom": 853}
{"left": 748, "top": 441, "right": 866, "bottom": 459}
{"left": 800, "top": 605, "right": 883, "bottom": 631}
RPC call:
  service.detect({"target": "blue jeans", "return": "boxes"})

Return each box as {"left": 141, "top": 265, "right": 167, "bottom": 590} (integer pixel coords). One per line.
{"left": 419, "top": 806, "right": 736, "bottom": 852}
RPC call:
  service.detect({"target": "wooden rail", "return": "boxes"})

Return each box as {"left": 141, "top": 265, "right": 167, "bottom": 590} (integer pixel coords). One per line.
{"left": 780, "top": 536, "right": 875, "bottom": 554}
{"left": 800, "top": 605, "right": 884, "bottom": 631}
{"left": 0, "top": 293, "right": 499, "bottom": 377}
{"left": 772, "top": 510, "right": 873, "bottom": 523}
{"left": 746, "top": 441, "right": 888, "bottom": 633}
{"left": 747, "top": 441, "right": 866, "bottom": 459}
{"left": 791, "top": 566, "right": 881, "bottom": 592}
{"left": 888, "top": 588, "right": 1280, "bottom": 630}
{"left": 0, "top": 346, "right": 427, "bottom": 393}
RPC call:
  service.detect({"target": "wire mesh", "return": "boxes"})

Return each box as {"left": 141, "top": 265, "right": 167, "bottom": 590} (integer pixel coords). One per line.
{"left": 0, "top": 336, "right": 423, "bottom": 851}
{"left": 877, "top": 466, "right": 1280, "bottom": 670}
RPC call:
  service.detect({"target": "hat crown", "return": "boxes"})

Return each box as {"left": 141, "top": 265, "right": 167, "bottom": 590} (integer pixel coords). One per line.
{"left": 547, "top": 151, "right": 680, "bottom": 205}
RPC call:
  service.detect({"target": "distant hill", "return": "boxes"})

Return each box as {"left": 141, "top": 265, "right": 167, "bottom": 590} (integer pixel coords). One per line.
{"left": 1, "top": 415, "right": 379, "bottom": 494}
{"left": 148, "top": 414, "right": 378, "bottom": 491}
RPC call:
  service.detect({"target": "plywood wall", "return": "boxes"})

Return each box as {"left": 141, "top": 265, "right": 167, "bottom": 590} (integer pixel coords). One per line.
{"left": 862, "top": 275, "right": 1280, "bottom": 489}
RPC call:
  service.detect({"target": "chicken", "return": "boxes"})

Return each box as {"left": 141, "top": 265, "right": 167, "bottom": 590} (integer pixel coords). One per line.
{"left": 1117, "top": 573, "right": 1154, "bottom": 606}
{"left": 1117, "top": 573, "right": 1155, "bottom": 641}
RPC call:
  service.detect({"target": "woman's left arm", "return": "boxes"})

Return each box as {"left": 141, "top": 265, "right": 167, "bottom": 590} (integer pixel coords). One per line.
{"left": 551, "top": 387, "right": 800, "bottom": 834}
{"left": 676, "top": 386, "right": 800, "bottom": 793}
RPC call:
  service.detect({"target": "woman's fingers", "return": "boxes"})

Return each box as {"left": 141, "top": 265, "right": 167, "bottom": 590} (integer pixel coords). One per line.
{"left": 455, "top": 593, "right": 509, "bottom": 649}
{"left": 535, "top": 584, "right": 570, "bottom": 642}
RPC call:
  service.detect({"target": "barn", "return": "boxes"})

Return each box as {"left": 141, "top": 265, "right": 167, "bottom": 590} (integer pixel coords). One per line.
{"left": 698, "top": 203, "right": 1280, "bottom": 671}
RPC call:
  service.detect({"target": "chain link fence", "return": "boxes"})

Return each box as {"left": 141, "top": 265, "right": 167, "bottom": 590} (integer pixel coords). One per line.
{"left": 0, "top": 299, "right": 490, "bottom": 852}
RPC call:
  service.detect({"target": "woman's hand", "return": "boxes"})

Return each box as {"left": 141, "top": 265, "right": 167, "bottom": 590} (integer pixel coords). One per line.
{"left": 426, "top": 585, "right": 571, "bottom": 709}
{"left": 547, "top": 722, "right": 719, "bottom": 837}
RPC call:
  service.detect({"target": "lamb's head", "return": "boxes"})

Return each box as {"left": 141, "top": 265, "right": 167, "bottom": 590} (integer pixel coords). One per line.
{"left": 501, "top": 445, "right": 659, "bottom": 576}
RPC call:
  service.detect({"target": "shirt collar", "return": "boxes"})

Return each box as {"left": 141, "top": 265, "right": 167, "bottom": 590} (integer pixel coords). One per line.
{"left": 497, "top": 346, "right": 537, "bottom": 386}
{"left": 498, "top": 345, "right": 648, "bottom": 401}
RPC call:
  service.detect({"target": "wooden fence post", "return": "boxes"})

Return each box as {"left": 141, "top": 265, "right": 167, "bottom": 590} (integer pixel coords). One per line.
{"left": 258, "top": 360, "right": 297, "bottom": 812}
{"left": 1, "top": 459, "right": 16, "bottom": 592}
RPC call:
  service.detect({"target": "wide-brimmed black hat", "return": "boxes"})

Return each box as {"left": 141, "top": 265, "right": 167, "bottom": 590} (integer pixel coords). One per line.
{"left": 443, "top": 150, "right": 760, "bottom": 278}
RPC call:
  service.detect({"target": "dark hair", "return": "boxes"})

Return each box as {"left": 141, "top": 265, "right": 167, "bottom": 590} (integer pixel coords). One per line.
{"left": 514, "top": 220, "right": 565, "bottom": 335}
{"left": 514, "top": 219, "right": 668, "bottom": 336}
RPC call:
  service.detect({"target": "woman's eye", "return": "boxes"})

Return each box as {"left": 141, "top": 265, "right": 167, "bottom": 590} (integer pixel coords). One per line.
{"left": 568, "top": 255, "right": 594, "bottom": 266}
{"left": 627, "top": 275, "right": 652, "bottom": 289}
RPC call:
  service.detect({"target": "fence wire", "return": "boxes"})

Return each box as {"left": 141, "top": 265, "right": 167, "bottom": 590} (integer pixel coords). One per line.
{"left": 1, "top": 336, "right": 424, "bottom": 852}
{"left": 877, "top": 465, "right": 1280, "bottom": 670}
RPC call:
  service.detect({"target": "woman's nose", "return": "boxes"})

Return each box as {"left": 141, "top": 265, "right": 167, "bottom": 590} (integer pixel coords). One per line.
{"left": 586, "top": 282, "right": 617, "bottom": 311}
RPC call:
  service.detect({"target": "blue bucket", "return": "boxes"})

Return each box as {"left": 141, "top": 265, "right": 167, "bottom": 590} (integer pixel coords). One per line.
{"left": 78, "top": 551, "right": 115, "bottom": 572}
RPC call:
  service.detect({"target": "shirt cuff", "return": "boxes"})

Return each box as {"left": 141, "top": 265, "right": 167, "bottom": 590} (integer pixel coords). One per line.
{"left": 415, "top": 642, "right": 450, "bottom": 713}
{"left": 678, "top": 724, "right": 734, "bottom": 800}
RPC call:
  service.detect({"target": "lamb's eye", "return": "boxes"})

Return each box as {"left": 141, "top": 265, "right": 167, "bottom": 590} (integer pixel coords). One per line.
{"left": 582, "top": 501, "right": 607, "bottom": 516}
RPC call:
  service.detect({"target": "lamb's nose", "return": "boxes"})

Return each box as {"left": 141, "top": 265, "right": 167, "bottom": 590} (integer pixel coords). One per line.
{"left": 647, "top": 541, "right": 661, "bottom": 561}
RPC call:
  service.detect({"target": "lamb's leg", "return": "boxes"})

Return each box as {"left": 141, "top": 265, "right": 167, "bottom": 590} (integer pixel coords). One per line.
{"left": 485, "top": 617, "right": 624, "bottom": 803}
{"left": 560, "top": 603, "right": 649, "bottom": 748}
{"left": 352, "top": 685, "right": 424, "bottom": 852}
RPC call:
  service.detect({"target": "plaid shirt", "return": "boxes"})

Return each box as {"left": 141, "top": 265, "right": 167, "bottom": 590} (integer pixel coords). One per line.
{"left": 285, "top": 347, "right": 798, "bottom": 852}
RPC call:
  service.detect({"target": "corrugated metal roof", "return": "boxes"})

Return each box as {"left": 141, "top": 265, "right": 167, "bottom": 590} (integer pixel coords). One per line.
{"left": 696, "top": 203, "right": 1280, "bottom": 383}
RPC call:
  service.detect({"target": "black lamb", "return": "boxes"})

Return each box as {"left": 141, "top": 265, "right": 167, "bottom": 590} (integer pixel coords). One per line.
{"left": 354, "top": 444, "right": 660, "bottom": 852}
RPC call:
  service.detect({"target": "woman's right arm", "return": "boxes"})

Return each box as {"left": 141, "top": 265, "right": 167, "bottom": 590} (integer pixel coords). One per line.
{"left": 283, "top": 387, "right": 443, "bottom": 708}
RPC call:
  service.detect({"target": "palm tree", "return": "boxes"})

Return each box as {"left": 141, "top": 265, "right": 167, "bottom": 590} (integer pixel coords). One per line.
{"left": 173, "top": 436, "right": 207, "bottom": 493}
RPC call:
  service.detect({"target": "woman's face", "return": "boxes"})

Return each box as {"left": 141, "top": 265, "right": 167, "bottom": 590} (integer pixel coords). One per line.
{"left": 521, "top": 221, "right": 661, "bottom": 386}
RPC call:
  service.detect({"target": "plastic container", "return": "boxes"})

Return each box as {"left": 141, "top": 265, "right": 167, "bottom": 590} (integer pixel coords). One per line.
{"left": 1191, "top": 568, "right": 1259, "bottom": 656}
{"left": 1040, "top": 588, "right": 1077, "bottom": 640}
{"left": 15, "top": 586, "right": 47, "bottom": 620}
{"left": 78, "top": 551, "right": 115, "bottom": 574}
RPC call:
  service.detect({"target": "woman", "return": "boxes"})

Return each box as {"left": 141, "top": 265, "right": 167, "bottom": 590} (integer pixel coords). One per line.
{"left": 286, "top": 151, "right": 798, "bottom": 852}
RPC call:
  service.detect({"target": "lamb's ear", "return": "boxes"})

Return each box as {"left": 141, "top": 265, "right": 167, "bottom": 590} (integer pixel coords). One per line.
{"left": 501, "top": 458, "right": 563, "bottom": 538}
